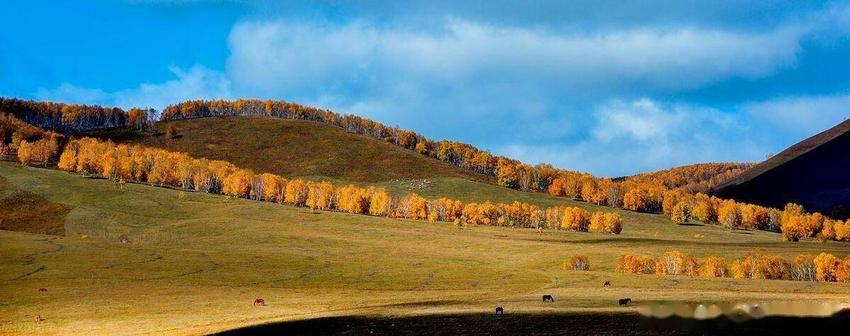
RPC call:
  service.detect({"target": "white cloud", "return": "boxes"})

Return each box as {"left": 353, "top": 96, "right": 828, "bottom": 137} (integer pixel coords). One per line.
{"left": 501, "top": 92, "right": 850, "bottom": 176}
{"left": 221, "top": 18, "right": 808, "bottom": 162}
{"left": 36, "top": 65, "right": 231, "bottom": 110}
{"left": 592, "top": 99, "right": 676, "bottom": 142}
{"left": 501, "top": 98, "right": 758, "bottom": 177}
{"left": 226, "top": 19, "right": 804, "bottom": 95}
{"left": 742, "top": 94, "right": 850, "bottom": 138}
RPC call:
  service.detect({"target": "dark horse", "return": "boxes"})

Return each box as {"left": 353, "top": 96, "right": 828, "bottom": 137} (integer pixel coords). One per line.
{"left": 253, "top": 298, "right": 266, "bottom": 306}
{"left": 618, "top": 298, "right": 632, "bottom": 306}
{"left": 495, "top": 306, "right": 504, "bottom": 315}
{"left": 542, "top": 295, "right": 555, "bottom": 302}
{"left": 603, "top": 281, "right": 611, "bottom": 287}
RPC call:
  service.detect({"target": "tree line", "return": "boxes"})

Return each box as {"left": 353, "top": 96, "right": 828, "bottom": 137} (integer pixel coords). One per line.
{"left": 1, "top": 113, "right": 63, "bottom": 165}
{"left": 1, "top": 98, "right": 759, "bottom": 214}
{"left": 619, "top": 163, "right": 754, "bottom": 194}
{"left": 159, "top": 99, "right": 747, "bottom": 195}
{"left": 0, "top": 97, "right": 153, "bottom": 132}
{"left": 617, "top": 250, "right": 850, "bottom": 282}
{"left": 4, "top": 98, "right": 842, "bottom": 243}
{"left": 661, "top": 191, "right": 848, "bottom": 243}
{"left": 46, "top": 136, "right": 624, "bottom": 232}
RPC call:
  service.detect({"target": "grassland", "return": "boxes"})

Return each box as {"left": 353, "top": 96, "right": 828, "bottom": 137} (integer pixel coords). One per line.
{"left": 85, "top": 117, "right": 489, "bottom": 183}
{"left": 2, "top": 162, "right": 850, "bottom": 335}
{"left": 83, "top": 117, "right": 697, "bottom": 226}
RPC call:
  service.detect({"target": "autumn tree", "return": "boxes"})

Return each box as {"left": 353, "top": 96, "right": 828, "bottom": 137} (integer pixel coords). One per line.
{"left": 814, "top": 253, "right": 839, "bottom": 282}
{"left": 717, "top": 200, "right": 741, "bottom": 230}
{"left": 57, "top": 140, "right": 79, "bottom": 171}
{"left": 615, "top": 254, "right": 655, "bottom": 274}
{"left": 670, "top": 201, "right": 690, "bottom": 224}
{"left": 589, "top": 212, "right": 623, "bottom": 234}
{"left": 564, "top": 255, "right": 590, "bottom": 271}
{"left": 740, "top": 204, "right": 769, "bottom": 230}
{"left": 16, "top": 140, "right": 33, "bottom": 165}
{"left": 791, "top": 254, "right": 817, "bottom": 281}
{"left": 683, "top": 256, "right": 700, "bottom": 276}
{"left": 306, "top": 182, "right": 336, "bottom": 210}
{"left": 656, "top": 251, "right": 684, "bottom": 275}
{"left": 691, "top": 194, "right": 717, "bottom": 223}
{"left": 623, "top": 188, "right": 650, "bottom": 212}
{"left": 338, "top": 185, "right": 372, "bottom": 214}
{"left": 222, "top": 169, "right": 253, "bottom": 197}
{"left": 699, "top": 257, "right": 728, "bottom": 277}
{"left": 369, "top": 189, "right": 391, "bottom": 216}
{"left": 284, "top": 179, "right": 309, "bottom": 206}
{"left": 780, "top": 203, "right": 822, "bottom": 242}
{"left": 560, "top": 207, "right": 590, "bottom": 232}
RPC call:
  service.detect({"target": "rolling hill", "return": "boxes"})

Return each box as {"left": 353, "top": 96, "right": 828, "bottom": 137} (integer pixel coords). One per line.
{"left": 715, "top": 119, "right": 850, "bottom": 217}
{"left": 2, "top": 162, "right": 850, "bottom": 335}
{"left": 84, "top": 116, "right": 489, "bottom": 184}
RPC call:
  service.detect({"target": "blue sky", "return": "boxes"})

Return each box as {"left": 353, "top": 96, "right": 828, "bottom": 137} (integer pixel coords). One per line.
{"left": 2, "top": 0, "right": 849, "bottom": 176}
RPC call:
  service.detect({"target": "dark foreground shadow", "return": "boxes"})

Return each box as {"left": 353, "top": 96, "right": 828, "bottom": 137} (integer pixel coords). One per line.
{"left": 212, "top": 310, "right": 850, "bottom": 336}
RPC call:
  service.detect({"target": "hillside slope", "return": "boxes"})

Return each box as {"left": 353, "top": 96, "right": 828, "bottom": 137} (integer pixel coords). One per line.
{"left": 3, "top": 162, "right": 850, "bottom": 335}
{"left": 715, "top": 119, "right": 850, "bottom": 216}
{"left": 86, "top": 116, "right": 489, "bottom": 183}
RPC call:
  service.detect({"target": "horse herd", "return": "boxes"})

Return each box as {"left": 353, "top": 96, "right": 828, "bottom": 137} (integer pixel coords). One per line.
{"left": 251, "top": 281, "right": 633, "bottom": 316}
{"left": 493, "top": 281, "right": 630, "bottom": 316}
{"left": 495, "top": 295, "right": 632, "bottom": 315}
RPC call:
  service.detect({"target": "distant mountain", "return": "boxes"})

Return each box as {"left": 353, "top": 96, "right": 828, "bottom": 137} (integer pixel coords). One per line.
{"left": 714, "top": 118, "right": 850, "bottom": 218}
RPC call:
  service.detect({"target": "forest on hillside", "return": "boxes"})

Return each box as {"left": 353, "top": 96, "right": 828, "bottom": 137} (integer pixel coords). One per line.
{"left": 2, "top": 97, "right": 843, "bottom": 243}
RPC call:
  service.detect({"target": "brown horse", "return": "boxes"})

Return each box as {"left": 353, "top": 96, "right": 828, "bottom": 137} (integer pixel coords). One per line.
{"left": 618, "top": 298, "right": 632, "bottom": 306}
{"left": 253, "top": 298, "right": 266, "bottom": 306}
{"left": 495, "top": 306, "right": 504, "bottom": 315}
{"left": 603, "top": 281, "right": 611, "bottom": 287}
{"left": 38, "top": 288, "right": 48, "bottom": 293}
{"left": 542, "top": 294, "right": 554, "bottom": 302}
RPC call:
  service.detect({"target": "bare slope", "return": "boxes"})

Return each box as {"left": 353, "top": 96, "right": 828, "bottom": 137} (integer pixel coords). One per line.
{"left": 715, "top": 119, "right": 850, "bottom": 216}
{"left": 85, "top": 116, "right": 489, "bottom": 183}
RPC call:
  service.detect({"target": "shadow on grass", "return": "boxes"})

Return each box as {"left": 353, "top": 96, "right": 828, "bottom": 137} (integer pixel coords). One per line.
{"left": 213, "top": 310, "right": 850, "bottom": 336}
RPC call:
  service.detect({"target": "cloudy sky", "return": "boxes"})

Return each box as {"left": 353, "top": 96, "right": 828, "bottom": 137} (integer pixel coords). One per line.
{"left": 2, "top": 0, "right": 849, "bottom": 176}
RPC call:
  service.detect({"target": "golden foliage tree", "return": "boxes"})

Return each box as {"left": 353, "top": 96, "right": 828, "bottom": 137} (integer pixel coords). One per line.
{"left": 560, "top": 207, "right": 591, "bottom": 232}
{"left": 616, "top": 254, "right": 656, "bottom": 274}
{"left": 284, "top": 179, "right": 309, "bottom": 206}
{"left": 369, "top": 189, "right": 390, "bottom": 216}
{"left": 670, "top": 201, "right": 691, "bottom": 224}
{"left": 699, "top": 257, "right": 728, "bottom": 277}
{"left": 564, "top": 255, "right": 590, "bottom": 271}
{"left": 589, "top": 212, "right": 623, "bottom": 234}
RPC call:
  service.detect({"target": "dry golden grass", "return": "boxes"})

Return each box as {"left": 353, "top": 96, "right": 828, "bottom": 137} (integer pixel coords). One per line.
{"left": 84, "top": 117, "right": 489, "bottom": 183}
{"left": 1, "top": 163, "right": 850, "bottom": 335}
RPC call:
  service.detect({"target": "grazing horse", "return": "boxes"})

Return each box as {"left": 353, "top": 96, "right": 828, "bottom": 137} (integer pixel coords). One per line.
{"left": 38, "top": 288, "right": 48, "bottom": 293}
{"left": 603, "top": 281, "right": 611, "bottom": 287}
{"left": 542, "top": 295, "right": 555, "bottom": 302}
{"left": 618, "top": 298, "right": 632, "bottom": 306}
{"left": 495, "top": 306, "right": 504, "bottom": 315}
{"left": 253, "top": 298, "right": 266, "bottom": 306}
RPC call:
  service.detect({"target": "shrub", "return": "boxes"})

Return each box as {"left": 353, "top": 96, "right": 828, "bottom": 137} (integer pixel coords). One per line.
{"left": 791, "top": 254, "right": 817, "bottom": 281}
{"left": 656, "top": 251, "right": 684, "bottom": 275}
{"left": 561, "top": 207, "right": 591, "bottom": 232}
{"left": 589, "top": 212, "right": 623, "bottom": 234}
{"left": 616, "top": 253, "right": 655, "bottom": 274}
{"left": 564, "top": 255, "right": 590, "bottom": 271}
{"left": 670, "top": 201, "right": 690, "bottom": 224}
{"left": 699, "top": 257, "right": 729, "bottom": 277}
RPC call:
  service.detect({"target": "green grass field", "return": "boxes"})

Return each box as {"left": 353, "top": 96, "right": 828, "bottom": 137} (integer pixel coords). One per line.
{"left": 2, "top": 162, "right": 850, "bottom": 335}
